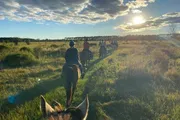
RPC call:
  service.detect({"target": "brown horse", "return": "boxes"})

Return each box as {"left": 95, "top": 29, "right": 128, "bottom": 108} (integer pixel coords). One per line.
{"left": 63, "top": 64, "right": 81, "bottom": 108}
{"left": 40, "top": 95, "right": 89, "bottom": 120}
{"left": 99, "top": 46, "right": 107, "bottom": 58}
{"left": 80, "top": 50, "right": 93, "bottom": 68}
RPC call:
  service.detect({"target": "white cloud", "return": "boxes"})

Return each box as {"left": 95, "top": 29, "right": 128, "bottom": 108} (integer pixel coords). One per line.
{"left": 0, "top": 15, "right": 5, "bottom": 20}
{"left": 115, "top": 12, "right": 180, "bottom": 31}
{"left": 0, "top": 0, "right": 155, "bottom": 24}
{"left": 127, "top": 0, "right": 155, "bottom": 9}
{"left": 132, "top": 9, "right": 142, "bottom": 14}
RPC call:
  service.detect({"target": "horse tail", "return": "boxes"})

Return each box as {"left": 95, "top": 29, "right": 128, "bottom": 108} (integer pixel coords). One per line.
{"left": 66, "top": 66, "right": 74, "bottom": 84}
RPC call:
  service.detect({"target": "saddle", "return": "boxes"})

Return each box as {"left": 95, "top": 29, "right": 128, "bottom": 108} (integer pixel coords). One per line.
{"left": 64, "top": 64, "right": 81, "bottom": 79}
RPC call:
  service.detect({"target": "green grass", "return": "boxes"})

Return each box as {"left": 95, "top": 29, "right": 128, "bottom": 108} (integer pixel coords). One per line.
{"left": 1, "top": 40, "right": 180, "bottom": 120}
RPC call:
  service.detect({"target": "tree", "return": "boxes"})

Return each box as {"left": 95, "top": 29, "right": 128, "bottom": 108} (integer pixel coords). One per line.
{"left": 25, "top": 40, "right": 30, "bottom": 45}
{"left": 14, "top": 40, "right": 18, "bottom": 45}
{"left": 169, "top": 23, "right": 177, "bottom": 38}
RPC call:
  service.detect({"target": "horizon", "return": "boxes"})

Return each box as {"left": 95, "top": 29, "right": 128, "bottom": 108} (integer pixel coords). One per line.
{"left": 0, "top": 33, "right": 176, "bottom": 40}
{"left": 0, "top": 0, "right": 180, "bottom": 39}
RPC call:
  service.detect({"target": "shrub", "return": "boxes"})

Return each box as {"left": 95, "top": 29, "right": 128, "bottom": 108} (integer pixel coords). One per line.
{"left": 25, "top": 40, "right": 30, "bottom": 45}
{"left": 151, "top": 49, "right": 169, "bottom": 72}
{"left": 171, "top": 105, "right": 180, "bottom": 120}
{"left": 162, "top": 48, "right": 180, "bottom": 59}
{"left": 20, "top": 47, "right": 33, "bottom": 53}
{"left": 13, "top": 40, "right": 18, "bottom": 46}
{"left": 0, "top": 45, "right": 9, "bottom": 52}
{"left": 50, "top": 44, "right": 59, "bottom": 48}
{"left": 3, "top": 52, "right": 38, "bottom": 67}
{"left": 59, "top": 48, "right": 66, "bottom": 56}
{"left": 46, "top": 48, "right": 66, "bottom": 58}
{"left": 176, "top": 58, "right": 180, "bottom": 66}
{"left": 165, "top": 68, "right": 180, "bottom": 83}
{"left": 33, "top": 47, "right": 43, "bottom": 59}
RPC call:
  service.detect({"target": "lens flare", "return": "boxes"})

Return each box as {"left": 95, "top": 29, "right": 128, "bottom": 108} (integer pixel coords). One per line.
{"left": 133, "top": 16, "right": 146, "bottom": 25}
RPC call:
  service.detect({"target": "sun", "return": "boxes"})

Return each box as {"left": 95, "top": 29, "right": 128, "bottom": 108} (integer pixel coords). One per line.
{"left": 132, "top": 16, "right": 146, "bottom": 25}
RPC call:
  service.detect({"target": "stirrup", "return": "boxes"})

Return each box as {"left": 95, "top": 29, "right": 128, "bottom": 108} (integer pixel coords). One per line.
{"left": 81, "top": 73, "right": 85, "bottom": 79}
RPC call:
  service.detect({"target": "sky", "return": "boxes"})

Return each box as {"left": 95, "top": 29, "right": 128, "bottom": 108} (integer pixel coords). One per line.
{"left": 0, "top": 0, "right": 180, "bottom": 39}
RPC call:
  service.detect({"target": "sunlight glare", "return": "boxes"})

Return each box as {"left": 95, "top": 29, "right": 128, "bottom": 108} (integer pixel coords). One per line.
{"left": 132, "top": 16, "right": 146, "bottom": 25}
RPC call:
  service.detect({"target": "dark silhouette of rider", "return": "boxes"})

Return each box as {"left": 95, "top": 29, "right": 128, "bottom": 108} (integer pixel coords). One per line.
{"left": 63, "top": 40, "right": 84, "bottom": 78}
{"left": 83, "top": 39, "right": 92, "bottom": 53}
{"left": 83, "top": 39, "right": 90, "bottom": 50}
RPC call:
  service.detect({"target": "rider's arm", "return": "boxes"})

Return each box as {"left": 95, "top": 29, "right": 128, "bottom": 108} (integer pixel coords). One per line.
{"left": 75, "top": 49, "right": 80, "bottom": 61}
{"left": 65, "top": 49, "right": 69, "bottom": 62}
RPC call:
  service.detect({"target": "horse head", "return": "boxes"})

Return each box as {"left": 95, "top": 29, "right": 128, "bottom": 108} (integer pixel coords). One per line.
{"left": 40, "top": 95, "right": 89, "bottom": 120}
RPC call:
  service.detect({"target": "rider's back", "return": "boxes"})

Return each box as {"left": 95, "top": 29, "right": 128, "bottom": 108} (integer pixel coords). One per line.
{"left": 84, "top": 41, "right": 89, "bottom": 49}
{"left": 65, "top": 48, "right": 79, "bottom": 63}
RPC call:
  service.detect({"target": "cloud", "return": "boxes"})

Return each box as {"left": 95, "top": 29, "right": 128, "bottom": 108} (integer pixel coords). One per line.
{"left": 126, "top": 0, "right": 155, "bottom": 9}
{"left": 0, "top": 16, "right": 5, "bottom": 20}
{"left": 132, "top": 9, "right": 142, "bottom": 14}
{"left": 0, "top": 0, "right": 155, "bottom": 24}
{"left": 115, "top": 12, "right": 180, "bottom": 31}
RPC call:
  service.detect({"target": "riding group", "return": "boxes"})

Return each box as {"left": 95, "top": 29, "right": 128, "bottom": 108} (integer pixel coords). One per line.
{"left": 40, "top": 39, "right": 118, "bottom": 120}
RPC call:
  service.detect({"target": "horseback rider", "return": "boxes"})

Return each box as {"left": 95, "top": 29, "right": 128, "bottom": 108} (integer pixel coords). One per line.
{"left": 83, "top": 39, "right": 90, "bottom": 51}
{"left": 63, "top": 40, "right": 84, "bottom": 78}
{"left": 99, "top": 40, "right": 107, "bottom": 57}
{"left": 83, "top": 39, "right": 92, "bottom": 56}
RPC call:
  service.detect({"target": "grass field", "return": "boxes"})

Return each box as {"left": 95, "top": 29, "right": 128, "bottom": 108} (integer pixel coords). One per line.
{"left": 1, "top": 40, "right": 180, "bottom": 120}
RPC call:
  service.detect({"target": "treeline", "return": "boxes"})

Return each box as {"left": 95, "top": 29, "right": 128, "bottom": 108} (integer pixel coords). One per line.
{"left": 0, "top": 37, "right": 66, "bottom": 43}
{"left": 66, "top": 35, "right": 164, "bottom": 41}
{"left": 1, "top": 34, "right": 177, "bottom": 43}
{"left": 123, "top": 35, "right": 162, "bottom": 41}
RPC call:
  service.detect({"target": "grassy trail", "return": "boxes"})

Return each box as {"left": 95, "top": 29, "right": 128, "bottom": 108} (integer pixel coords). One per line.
{"left": 1, "top": 41, "right": 180, "bottom": 120}
{"left": 0, "top": 45, "right": 115, "bottom": 119}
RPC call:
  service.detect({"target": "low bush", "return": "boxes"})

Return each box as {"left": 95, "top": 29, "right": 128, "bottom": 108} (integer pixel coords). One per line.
{"left": 0, "top": 45, "right": 9, "bottom": 52}
{"left": 20, "top": 47, "right": 33, "bottom": 53}
{"left": 3, "top": 52, "right": 38, "bottom": 67}
{"left": 50, "top": 44, "right": 59, "bottom": 48}
{"left": 151, "top": 49, "right": 169, "bottom": 72}
{"left": 33, "top": 47, "right": 43, "bottom": 59}
{"left": 165, "top": 68, "right": 180, "bottom": 84}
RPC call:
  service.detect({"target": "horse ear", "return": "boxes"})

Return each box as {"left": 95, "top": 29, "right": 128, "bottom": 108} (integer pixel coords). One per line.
{"left": 76, "top": 95, "right": 89, "bottom": 119}
{"left": 40, "top": 95, "right": 55, "bottom": 117}
{"left": 53, "top": 100, "right": 63, "bottom": 112}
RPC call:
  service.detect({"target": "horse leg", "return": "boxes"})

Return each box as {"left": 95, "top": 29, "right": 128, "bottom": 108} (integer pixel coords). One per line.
{"left": 65, "top": 72, "right": 73, "bottom": 108}
{"left": 66, "top": 87, "right": 72, "bottom": 108}
{"left": 71, "top": 76, "right": 78, "bottom": 103}
{"left": 71, "top": 87, "right": 76, "bottom": 103}
{"left": 66, "top": 89, "right": 70, "bottom": 108}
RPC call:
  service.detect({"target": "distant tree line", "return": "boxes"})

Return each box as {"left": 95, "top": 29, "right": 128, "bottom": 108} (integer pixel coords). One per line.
{"left": 0, "top": 37, "right": 66, "bottom": 44}
{"left": 65, "top": 34, "right": 173, "bottom": 41}
{"left": 1, "top": 34, "right": 180, "bottom": 44}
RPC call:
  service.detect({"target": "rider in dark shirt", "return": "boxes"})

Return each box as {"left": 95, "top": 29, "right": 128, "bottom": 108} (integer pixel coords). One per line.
{"left": 65, "top": 47, "right": 79, "bottom": 63}
{"left": 63, "top": 40, "right": 84, "bottom": 78}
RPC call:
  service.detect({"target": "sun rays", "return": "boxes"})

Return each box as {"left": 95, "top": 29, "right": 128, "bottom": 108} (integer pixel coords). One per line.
{"left": 132, "top": 16, "right": 146, "bottom": 25}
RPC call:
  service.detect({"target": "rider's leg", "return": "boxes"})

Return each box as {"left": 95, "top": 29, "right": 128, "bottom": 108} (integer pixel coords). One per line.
{"left": 78, "top": 62, "right": 83, "bottom": 73}
{"left": 77, "top": 61, "right": 85, "bottom": 78}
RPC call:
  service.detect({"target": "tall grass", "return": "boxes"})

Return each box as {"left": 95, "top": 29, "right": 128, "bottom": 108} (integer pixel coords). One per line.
{"left": 1, "top": 40, "right": 180, "bottom": 120}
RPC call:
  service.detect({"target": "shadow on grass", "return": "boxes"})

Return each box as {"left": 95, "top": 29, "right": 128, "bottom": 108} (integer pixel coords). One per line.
{"left": 25, "top": 68, "right": 61, "bottom": 78}
{"left": 101, "top": 100, "right": 154, "bottom": 120}
{"left": 83, "top": 67, "right": 156, "bottom": 120}
{"left": 16, "top": 76, "right": 63, "bottom": 105}
{"left": 1, "top": 75, "right": 63, "bottom": 113}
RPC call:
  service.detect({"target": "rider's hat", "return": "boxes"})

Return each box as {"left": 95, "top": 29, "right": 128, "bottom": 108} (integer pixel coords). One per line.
{"left": 69, "top": 40, "right": 75, "bottom": 47}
